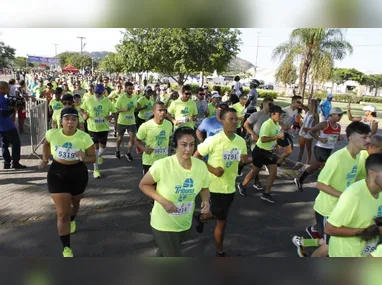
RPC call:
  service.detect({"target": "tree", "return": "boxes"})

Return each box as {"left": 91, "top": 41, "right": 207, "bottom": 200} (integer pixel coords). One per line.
{"left": 68, "top": 54, "right": 92, "bottom": 70}
{"left": 365, "top": 74, "right": 382, "bottom": 96}
{"left": 0, "top": 41, "right": 16, "bottom": 67}
{"left": 57, "top": 51, "right": 78, "bottom": 66}
{"left": 272, "top": 29, "right": 353, "bottom": 102}
{"left": 99, "top": 52, "right": 126, "bottom": 74}
{"left": 275, "top": 58, "right": 298, "bottom": 89}
{"left": 118, "top": 28, "right": 242, "bottom": 87}
{"left": 329, "top": 68, "right": 366, "bottom": 93}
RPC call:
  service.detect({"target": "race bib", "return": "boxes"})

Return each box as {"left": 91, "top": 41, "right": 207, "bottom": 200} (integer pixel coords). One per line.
{"left": 179, "top": 116, "right": 188, "bottom": 123}
{"left": 144, "top": 111, "right": 152, "bottom": 119}
{"left": 362, "top": 241, "right": 378, "bottom": 255}
{"left": 223, "top": 150, "right": 241, "bottom": 162}
{"left": 56, "top": 147, "right": 79, "bottom": 160}
{"left": 94, "top": 117, "right": 105, "bottom": 124}
{"left": 326, "top": 135, "right": 339, "bottom": 144}
{"left": 154, "top": 146, "right": 168, "bottom": 155}
{"left": 170, "top": 201, "right": 194, "bottom": 216}
{"left": 125, "top": 114, "right": 134, "bottom": 120}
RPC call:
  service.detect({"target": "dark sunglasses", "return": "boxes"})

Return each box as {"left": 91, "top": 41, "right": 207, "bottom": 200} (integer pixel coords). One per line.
{"left": 184, "top": 92, "right": 192, "bottom": 95}
{"left": 198, "top": 93, "right": 205, "bottom": 96}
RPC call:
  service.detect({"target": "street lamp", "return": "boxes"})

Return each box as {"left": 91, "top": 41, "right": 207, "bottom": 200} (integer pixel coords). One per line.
{"left": 254, "top": 32, "right": 261, "bottom": 77}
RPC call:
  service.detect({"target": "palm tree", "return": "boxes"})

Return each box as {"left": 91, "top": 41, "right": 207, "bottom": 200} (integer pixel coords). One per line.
{"left": 272, "top": 29, "right": 353, "bottom": 101}
{"left": 275, "top": 57, "right": 297, "bottom": 94}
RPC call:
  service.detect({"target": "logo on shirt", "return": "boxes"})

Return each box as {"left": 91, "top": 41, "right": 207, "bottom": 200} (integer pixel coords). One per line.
{"left": 54, "top": 142, "right": 73, "bottom": 151}
{"left": 155, "top": 130, "right": 167, "bottom": 145}
{"left": 94, "top": 105, "right": 103, "bottom": 117}
{"left": 346, "top": 166, "right": 358, "bottom": 187}
{"left": 175, "top": 178, "right": 195, "bottom": 202}
{"left": 181, "top": 107, "right": 189, "bottom": 115}
{"left": 128, "top": 101, "right": 134, "bottom": 108}
{"left": 377, "top": 205, "right": 382, "bottom": 217}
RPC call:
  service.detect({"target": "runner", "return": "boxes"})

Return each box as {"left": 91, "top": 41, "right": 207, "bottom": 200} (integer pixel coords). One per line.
{"left": 39, "top": 107, "right": 96, "bottom": 257}
{"left": 80, "top": 84, "right": 117, "bottom": 178}
{"left": 136, "top": 87, "right": 155, "bottom": 130}
{"left": 294, "top": 107, "right": 345, "bottom": 192}
{"left": 356, "top": 135, "right": 382, "bottom": 181}
{"left": 73, "top": 94, "right": 85, "bottom": 131}
{"left": 292, "top": 121, "right": 371, "bottom": 257}
{"left": 167, "top": 85, "right": 197, "bottom": 129}
{"left": 347, "top": 103, "right": 379, "bottom": 135}
{"left": 52, "top": 94, "right": 75, "bottom": 128}
{"left": 194, "top": 87, "right": 209, "bottom": 129}
{"left": 196, "top": 102, "right": 229, "bottom": 142}
{"left": 322, "top": 152, "right": 382, "bottom": 257}
{"left": 320, "top": 94, "right": 333, "bottom": 121}
{"left": 245, "top": 79, "right": 260, "bottom": 111}
{"left": 82, "top": 84, "right": 95, "bottom": 102}
{"left": 49, "top": 88, "right": 64, "bottom": 123}
{"left": 135, "top": 101, "right": 173, "bottom": 175}
{"left": 139, "top": 127, "right": 211, "bottom": 257}
{"left": 32, "top": 79, "right": 45, "bottom": 98}
{"left": 360, "top": 216, "right": 382, "bottom": 257}
{"left": 207, "top": 92, "right": 221, "bottom": 118}
{"left": 107, "top": 83, "right": 125, "bottom": 137}
{"left": 232, "top": 94, "right": 247, "bottom": 136}
{"left": 114, "top": 82, "right": 137, "bottom": 161}
{"left": 297, "top": 99, "right": 319, "bottom": 164}
{"left": 243, "top": 96, "right": 274, "bottom": 190}
{"left": 194, "top": 108, "right": 250, "bottom": 256}
{"left": 237, "top": 105, "right": 285, "bottom": 202}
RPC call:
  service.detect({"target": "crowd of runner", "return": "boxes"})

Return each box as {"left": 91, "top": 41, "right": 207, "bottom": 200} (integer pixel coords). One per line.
{"left": 0, "top": 71, "right": 381, "bottom": 258}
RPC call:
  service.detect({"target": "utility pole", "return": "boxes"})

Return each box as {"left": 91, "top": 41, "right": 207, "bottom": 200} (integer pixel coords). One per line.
{"left": 77, "top": 36, "right": 86, "bottom": 54}
{"left": 254, "top": 32, "right": 261, "bottom": 77}
{"left": 53, "top": 43, "right": 59, "bottom": 56}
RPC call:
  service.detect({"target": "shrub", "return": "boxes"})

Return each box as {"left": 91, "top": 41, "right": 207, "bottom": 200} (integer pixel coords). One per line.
{"left": 361, "top": 96, "right": 382, "bottom": 104}
{"left": 311, "top": 92, "right": 361, "bottom": 104}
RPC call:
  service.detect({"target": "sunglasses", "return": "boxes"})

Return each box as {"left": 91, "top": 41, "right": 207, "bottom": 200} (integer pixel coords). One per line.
{"left": 198, "top": 93, "right": 205, "bottom": 96}
{"left": 184, "top": 92, "right": 192, "bottom": 95}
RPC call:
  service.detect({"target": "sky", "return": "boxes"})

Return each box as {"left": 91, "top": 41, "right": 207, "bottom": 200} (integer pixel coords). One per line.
{"left": 1, "top": 28, "right": 382, "bottom": 74}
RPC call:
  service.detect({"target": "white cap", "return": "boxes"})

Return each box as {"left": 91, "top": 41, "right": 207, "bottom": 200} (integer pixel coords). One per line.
{"left": 362, "top": 105, "right": 377, "bottom": 113}
{"left": 135, "top": 85, "right": 141, "bottom": 91}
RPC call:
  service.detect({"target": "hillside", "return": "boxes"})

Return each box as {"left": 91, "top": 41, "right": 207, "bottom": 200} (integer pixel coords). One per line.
{"left": 225, "top": 56, "right": 255, "bottom": 75}
{"left": 83, "top": 51, "right": 111, "bottom": 59}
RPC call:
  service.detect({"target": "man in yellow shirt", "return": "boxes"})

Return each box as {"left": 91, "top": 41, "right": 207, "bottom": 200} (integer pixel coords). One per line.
{"left": 356, "top": 134, "right": 382, "bottom": 181}
{"left": 167, "top": 85, "right": 198, "bottom": 129}
{"left": 194, "top": 108, "right": 250, "bottom": 257}
{"left": 325, "top": 153, "right": 382, "bottom": 257}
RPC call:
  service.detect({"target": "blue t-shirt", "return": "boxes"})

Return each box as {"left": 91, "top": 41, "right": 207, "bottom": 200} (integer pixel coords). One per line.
{"left": 197, "top": 116, "right": 223, "bottom": 138}
{"left": 0, "top": 94, "right": 16, "bottom": 132}
{"left": 321, "top": 99, "right": 332, "bottom": 117}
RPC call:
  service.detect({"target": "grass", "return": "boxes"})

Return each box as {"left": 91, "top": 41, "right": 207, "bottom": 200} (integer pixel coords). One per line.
{"left": 258, "top": 97, "right": 382, "bottom": 126}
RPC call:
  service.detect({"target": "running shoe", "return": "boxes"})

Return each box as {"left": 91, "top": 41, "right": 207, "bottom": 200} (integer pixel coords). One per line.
{"left": 93, "top": 169, "right": 101, "bottom": 179}
{"left": 261, "top": 193, "right": 275, "bottom": 203}
{"left": 294, "top": 178, "right": 303, "bottom": 192}
{"left": 12, "top": 163, "right": 27, "bottom": 169}
{"left": 70, "top": 221, "right": 76, "bottom": 234}
{"left": 253, "top": 181, "right": 263, "bottom": 191}
{"left": 113, "top": 131, "right": 117, "bottom": 138}
{"left": 236, "top": 183, "right": 247, "bottom": 196}
{"left": 292, "top": 236, "right": 308, "bottom": 257}
{"left": 306, "top": 225, "right": 321, "bottom": 239}
{"left": 216, "top": 251, "right": 226, "bottom": 257}
{"left": 262, "top": 165, "right": 269, "bottom": 173}
{"left": 125, "top": 153, "right": 133, "bottom": 161}
{"left": 98, "top": 156, "right": 103, "bottom": 165}
{"left": 62, "top": 247, "right": 73, "bottom": 257}
{"left": 193, "top": 213, "right": 204, "bottom": 233}
{"left": 115, "top": 151, "right": 121, "bottom": 159}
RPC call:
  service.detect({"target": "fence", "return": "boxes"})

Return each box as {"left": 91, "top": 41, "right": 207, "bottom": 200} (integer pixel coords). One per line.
{"left": 27, "top": 98, "right": 48, "bottom": 159}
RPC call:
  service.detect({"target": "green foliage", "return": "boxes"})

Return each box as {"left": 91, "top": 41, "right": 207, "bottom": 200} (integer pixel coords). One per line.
{"left": 0, "top": 41, "right": 16, "bottom": 67}
{"left": 57, "top": 52, "right": 78, "bottom": 66}
{"left": 312, "top": 91, "right": 361, "bottom": 103}
{"left": 364, "top": 74, "right": 382, "bottom": 96}
{"left": 118, "top": 28, "right": 242, "bottom": 86}
{"left": 68, "top": 54, "right": 92, "bottom": 70}
{"left": 330, "top": 67, "right": 366, "bottom": 85}
{"left": 361, "top": 96, "right": 382, "bottom": 104}
{"left": 13, "top": 57, "right": 33, "bottom": 68}
{"left": 99, "top": 52, "right": 125, "bottom": 73}
{"left": 275, "top": 60, "right": 298, "bottom": 85}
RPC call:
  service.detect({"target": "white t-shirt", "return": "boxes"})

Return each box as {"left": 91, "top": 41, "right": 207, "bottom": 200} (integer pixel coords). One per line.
{"left": 233, "top": 81, "right": 243, "bottom": 97}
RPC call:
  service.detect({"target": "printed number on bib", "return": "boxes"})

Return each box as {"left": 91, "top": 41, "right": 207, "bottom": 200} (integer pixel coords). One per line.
{"left": 179, "top": 116, "right": 189, "bottom": 123}
{"left": 144, "top": 112, "right": 152, "bottom": 119}
{"left": 94, "top": 117, "right": 105, "bottom": 124}
{"left": 56, "top": 147, "right": 79, "bottom": 160}
{"left": 154, "top": 146, "right": 168, "bottom": 155}
{"left": 326, "top": 135, "right": 339, "bottom": 144}
{"left": 223, "top": 150, "right": 241, "bottom": 162}
{"left": 170, "top": 201, "right": 194, "bottom": 216}
{"left": 362, "top": 241, "right": 378, "bottom": 255}
{"left": 125, "top": 114, "right": 134, "bottom": 120}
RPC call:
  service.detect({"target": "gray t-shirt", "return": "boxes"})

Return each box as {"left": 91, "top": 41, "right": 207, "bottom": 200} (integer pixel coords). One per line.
{"left": 280, "top": 106, "right": 298, "bottom": 128}
{"left": 247, "top": 110, "right": 270, "bottom": 150}
{"left": 247, "top": 88, "right": 258, "bottom": 107}
{"left": 195, "top": 99, "right": 208, "bottom": 126}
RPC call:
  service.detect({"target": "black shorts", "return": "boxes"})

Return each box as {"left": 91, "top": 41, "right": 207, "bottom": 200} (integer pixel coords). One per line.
{"left": 117, "top": 124, "right": 137, "bottom": 134}
{"left": 277, "top": 132, "right": 293, "bottom": 149}
{"left": 210, "top": 192, "right": 235, "bottom": 221}
{"left": 48, "top": 161, "right": 88, "bottom": 196}
{"left": 313, "top": 146, "right": 332, "bottom": 163}
{"left": 143, "top": 164, "right": 151, "bottom": 175}
{"left": 252, "top": 145, "right": 277, "bottom": 168}
{"left": 89, "top": 131, "right": 109, "bottom": 145}
{"left": 315, "top": 211, "right": 330, "bottom": 244}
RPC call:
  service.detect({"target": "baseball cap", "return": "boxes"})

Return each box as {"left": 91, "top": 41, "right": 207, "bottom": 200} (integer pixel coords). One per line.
{"left": 217, "top": 102, "right": 229, "bottom": 109}
{"left": 61, "top": 94, "right": 74, "bottom": 102}
{"left": 327, "top": 94, "right": 334, "bottom": 99}
{"left": 94, "top": 84, "right": 105, "bottom": 94}
{"left": 60, "top": 107, "right": 78, "bottom": 118}
{"left": 329, "top": 107, "right": 346, "bottom": 115}
{"left": 270, "top": 105, "right": 286, "bottom": 114}
{"left": 362, "top": 105, "right": 377, "bottom": 113}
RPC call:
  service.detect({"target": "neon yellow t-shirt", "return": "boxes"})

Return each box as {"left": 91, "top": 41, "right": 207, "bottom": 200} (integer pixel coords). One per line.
{"left": 371, "top": 245, "right": 382, "bottom": 257}
{"left": 108, "top": 91, "right": 124, "bottom": 104}
{"left": 256, "top": 118, "right": 280, "bottom": 151}
{"left": 150, "top": 155, "right": 211, "bottom": 232}
{"left": 137, "top": 96, "right": 155, "bottom": 120}
{"left": 232, "top": 102, "right": 246, "bottom": 128}
{"left": 314, "top": 147, "right": 361, "bottom": 217}
{"left": 51, "top": 81, "right": 57, "bottom": 91}
{"left": 33, "top": 86, "right": 45, "bottom": 97}
{"left": 114, "top": 93, "right": 137, "bottom": 126}
{"left": 136, "top": 119, "right": 173, "bottom": 166}
{"left": 49, "top": 99, "right": 64, "bottom": 112}
{"left": 160, "top": 93, "right": 169, "bottom": 104}
{"left": 81, "top": 96, "right": 117, "bottom": 132}
{"left": 168, "top": 99, "right": 198, "bottom": 129}
{"left": 356, "top": 150, "right": 369, "bottom": 181}
{"left": 46, "top": 128, "right": 93, "bottom": 161}
{"left": 207, "top": 103, "right": 216, "bottom": 118}
{"left": 75, "top": 105, "right": 85, "bottom": 123}
{"left": 328, "top": 179, "right": 382, "bottom": 257}
{"left": 197, "top": 131, "right": 247, "bottom": 194}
